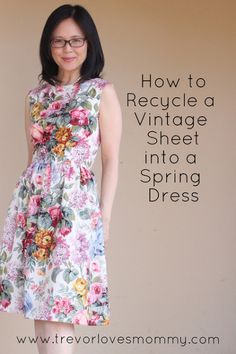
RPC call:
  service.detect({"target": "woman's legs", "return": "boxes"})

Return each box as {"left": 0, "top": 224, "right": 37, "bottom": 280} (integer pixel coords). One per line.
{"left": 34, "top": 319, "right": 76, "bottom": 354}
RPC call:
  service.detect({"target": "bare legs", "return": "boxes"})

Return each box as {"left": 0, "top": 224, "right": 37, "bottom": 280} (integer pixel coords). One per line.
{"left": 34, "top": 319, "right": 76, "bottom": 354}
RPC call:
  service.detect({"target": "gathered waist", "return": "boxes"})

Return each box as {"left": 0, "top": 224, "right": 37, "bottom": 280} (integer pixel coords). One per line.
{"left": 31, "top": 145, "right": 93, "bottom": 171}
{"left": 20, "top": 146, "right": 97, "bottom": 193}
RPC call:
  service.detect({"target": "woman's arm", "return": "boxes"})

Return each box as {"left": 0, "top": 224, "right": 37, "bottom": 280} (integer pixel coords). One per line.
{"left": 99, "top": 83, "right": 122, "bottom": 243}
{"left": 24, "top": 93, "right": 34, "bottom": 167}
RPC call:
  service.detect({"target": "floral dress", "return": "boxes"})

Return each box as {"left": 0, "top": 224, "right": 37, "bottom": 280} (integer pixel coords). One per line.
{"left": 0, "top": 77, "right": 110, "bottom": 325}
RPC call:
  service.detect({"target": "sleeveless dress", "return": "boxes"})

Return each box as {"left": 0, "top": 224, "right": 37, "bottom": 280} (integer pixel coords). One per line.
{"left": 0, "top": 77, "right": 110, "bottom": 325}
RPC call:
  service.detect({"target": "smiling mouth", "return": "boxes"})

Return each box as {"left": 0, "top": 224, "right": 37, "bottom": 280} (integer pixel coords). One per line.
{"left": 62, "top": 57, "right": 76, "bottom": 62}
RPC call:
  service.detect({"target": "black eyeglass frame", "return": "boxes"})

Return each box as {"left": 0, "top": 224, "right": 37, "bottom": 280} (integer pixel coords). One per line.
{"left": 50, "top": 38, "right": 87, "bottom": 48}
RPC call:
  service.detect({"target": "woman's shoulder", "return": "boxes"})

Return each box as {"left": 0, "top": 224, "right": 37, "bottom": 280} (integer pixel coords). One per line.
{"left": 89, "top": 77, "right": 113, "bottom": 90}
{"left": 26, "top": 80, "right": 49, "bottom": 100}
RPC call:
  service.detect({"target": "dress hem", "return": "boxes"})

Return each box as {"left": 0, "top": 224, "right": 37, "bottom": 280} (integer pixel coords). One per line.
{"left": 0, "top": 308, "right": 110, "bottom": 326}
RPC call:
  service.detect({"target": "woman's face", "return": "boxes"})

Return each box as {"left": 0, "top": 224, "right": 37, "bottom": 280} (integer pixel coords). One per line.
{"left": 50, "top": 18, "right": 88, "bottom": 76}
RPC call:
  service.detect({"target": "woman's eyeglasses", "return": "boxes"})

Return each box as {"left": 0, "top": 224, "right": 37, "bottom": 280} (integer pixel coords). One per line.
{"left": 50, "top": 37, "right": 87, "bottom": 48}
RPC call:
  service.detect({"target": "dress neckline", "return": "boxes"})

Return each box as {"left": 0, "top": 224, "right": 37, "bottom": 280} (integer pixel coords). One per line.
{"left": 53, "top": 80, "right": 79, "bottom": 88}
{"left": 45, "top": 77, "right": 96, "bottom": 88}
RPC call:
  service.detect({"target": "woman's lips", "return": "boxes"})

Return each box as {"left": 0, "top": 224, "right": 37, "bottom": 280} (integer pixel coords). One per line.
{"left": 62, "top": 57, "right": 76, "bottom": 62}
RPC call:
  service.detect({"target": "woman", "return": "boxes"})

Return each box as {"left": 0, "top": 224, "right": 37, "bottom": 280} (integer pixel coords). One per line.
{"left": 0, "top": 4, "right": 122, "bottom": 354}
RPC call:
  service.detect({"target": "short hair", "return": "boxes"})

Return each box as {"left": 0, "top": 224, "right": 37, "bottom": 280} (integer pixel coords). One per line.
{"left": 38, "top": 4, "right": 105, "bottom": 86}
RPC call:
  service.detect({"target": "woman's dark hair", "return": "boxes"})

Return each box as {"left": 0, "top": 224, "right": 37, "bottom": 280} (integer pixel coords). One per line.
{"left": 38, "top": 4, "right": 104, "bottom": 85}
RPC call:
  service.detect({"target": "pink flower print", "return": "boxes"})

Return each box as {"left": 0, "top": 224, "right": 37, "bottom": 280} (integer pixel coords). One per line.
{"left": 66, "top": 166, "right": 75, "bottom": 180}
{"left": 40, "top": 109, "right": 57, "bottom": 119}
{"left": 35, "top": 174, "right": 43, "bottom": 185}
{"left": 55, "top": 85, "right": 64, "bottom": 93}
{"left": 44, "top": 124, "right": 54, "bottom": 134}
{"left": 40, "top": 110, "right": 48, "bottom": 118}
{"left": 27, "top": 195, "right": 41, "bottom": 216}
{"left": 62, "top": 160, "right": 75, "bottom": 179}
{"left": 80, "top": 166, "right": 93, "bottom": 185}
{"left": 41, "top": 101, "right": 64, "bottom": 117}
{"left": 0, "top": 299, "right": 11, "bottom": 308}
{"left": 50, "top": 101, "right": 63, "bottom": 111}
{"left": 52, "top": 297, "right": 73, "bottom": 315}
{"left": 60, "top": 227, "right": 71, "bottom": 236}
{"left": 48, "top": 206, "right": 62, "bottom": 227}
{"left": 16, "top": 212, "right": 26, "bottom": 228}
{"left": 91, "top": 282, "right": 103, "bottom": 299}
{"left": 30, "top": 123, "right": 53, "bottom": 144}
{"left": 43, "top": 124, "right": 54, "bottom": 143}
{"left": 84, "top": 130, "right": 91, "bottom": 137}
{"left": 52, "top": 306, "right": 59, "bottom": 315}
{"left": 88, "top": 314, "right": 100, "bottom": 325}
{"left": 88, "top": 283, "right": 103, "bottom": 305}
{"left": 61, "top": 298, "right": 73, "bottom": 314}
{"left": 30, "top": 124, "right": 44, "bottom": 144}
{"left": 22, "top": 225, "right": 36, "bottom": 256}
{"left": 69, "top": 107, "right": 89, "bottom": 126}
{"left": 91, "top": 261, "right": 101, "bottom": 272}
{"left": 72, "top": 309, "right": 88, "bottom": 325}
{"left": 26, "top": 226, "right": 37, "bottom": 238}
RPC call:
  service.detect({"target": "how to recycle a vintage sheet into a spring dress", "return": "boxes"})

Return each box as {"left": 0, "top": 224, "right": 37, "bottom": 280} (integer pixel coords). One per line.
{"left": 0, "top": 77, "right": 111, "bottom": 325}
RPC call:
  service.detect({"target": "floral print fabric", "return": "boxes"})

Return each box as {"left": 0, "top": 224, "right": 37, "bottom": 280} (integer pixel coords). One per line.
{"left": 0, "top": 78, "right": 110, "bottom": 325}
